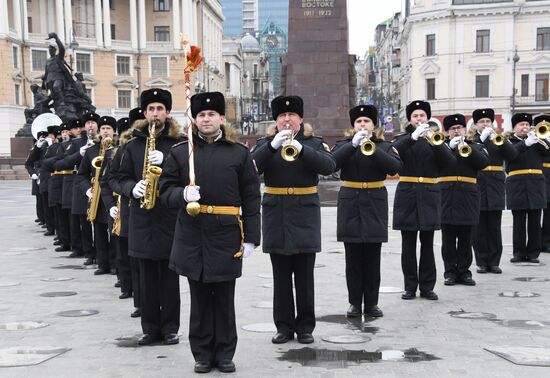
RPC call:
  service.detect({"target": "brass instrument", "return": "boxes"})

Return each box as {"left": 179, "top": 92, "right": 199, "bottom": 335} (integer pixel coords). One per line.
{"left": 111, "top": 193, "right": 122, "bottom": 236}
{"left": 458, "top": 136, "right": 472, "bottom": 157}
{"left": 86, "top": 137, "right": 113, "bottom": 222}
{"left": 492, "top": 130, "right": 506, "bottom": 146}
{"left": 281, "top": 123, "right": 299, "bottom": 162}
{"left": 140, "top": 121, "right": 162, "bottom": 210}
{"left": 534, "top": 121, "right": 550, "bottom": 150}
{"left": 422, "top": 124, "right": 445, "bottom": 146}
{"left": 359, "top": 130, "right": 376, "bottom": 156}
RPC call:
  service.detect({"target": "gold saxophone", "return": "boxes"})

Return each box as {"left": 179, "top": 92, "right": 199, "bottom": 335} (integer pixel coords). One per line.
{"left": 87, "top": 137, "right": 113, "bottom": 222}
{"left": 111, "top": 193, "right": 122, "bottom": 236}
{"left": 140, "top": 121, "right": 162, "bottom": 210}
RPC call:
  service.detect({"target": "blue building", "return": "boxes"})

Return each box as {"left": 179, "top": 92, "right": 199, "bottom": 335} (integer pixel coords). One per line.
{"left": 258, "top": 0, "right": 288, "bottom": 36}
{"left": 221, "top": 0, "right": 243, "bottom": 37}
{"left": 221, "top": 0, "right": 288, "bottom": 37}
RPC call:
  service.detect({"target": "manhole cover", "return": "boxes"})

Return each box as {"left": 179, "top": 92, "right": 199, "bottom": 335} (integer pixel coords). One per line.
{"left": 449, "top": 311, "right": 497, "bottom": 320}
{"left": 56, "top": 310, "right": 99, "bottom": 317}
{"left": 253, "top": 301, "right": 273, "bottom": 309}
{"left": 0, "top": 321, "right": 49, "bottom": 330}
{"left": 41, "top": 277, "right": 74, "bottom": 282}
{"left": 0, "top": 346, "right": 70, "bottom": 367}
{"left": 322, "top": 335, "right": 371, "bottom": 344}
{"left": 51, "top": 265, "right": 86, "bottom": 270}
{"left": 513, "top": 277, "right": 550, "bottom": 282}
{"left": 0, "top": 281, "right": 20, "bottom": 287}
{"left": 315, "top": 264, "right": 326, "bottom": 268}
{"left": 40, "top": 291, "right": 77, "bottom": 297}
{"left": 379, "top": 287, "right": 402, "bottom": 294}
{"left": 257, "top": 274, "right": 272, "bottom": 279}
{"left": 7, "top": 247, "right": 46, "bottom": 252}
{"left": 241, "top": 323, "right": 277, "bottom": 333}
{"left": 499, "top": 291, "right": 540, "bottom": 298}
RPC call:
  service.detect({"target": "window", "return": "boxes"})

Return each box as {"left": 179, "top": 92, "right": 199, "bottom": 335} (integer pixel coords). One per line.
{"left": 13, "top": 45, "right": 19, "bottom": 68}
{"left": 31, "top": 49, "right": 47, "bottom": 71}
{"left": 426, "top": 78, "right": 435, "bottom": 100}
{"left": 154, "top": 26, "right": 170, "bottom": 42}
{"left": 537, "top": 27, "right": 550, "bottom": 51}
{"left": 111, "top": 24, "right": 116, "bottom": 40}
{"left": 27, "top": 17, "right": 32, "bottom": 33}
{"left": 426, "top": 34, "right": 435, "bottom": 56}
{"left": 110, "top": 0, "right": 115, "bottom": 10}
{"left": 476, "top": 29, "right": 490, "bottom": 52}
{"left": 253, "top": 64, "right": 258, "bottom": 78}
{"left": 153, "top": 0, "right": 169, "bottom": 11}
{"left": 116, "top": 55, "right": 130, "bottom": 75}
{"left": 151, "top": 56, "right": 168, "bottom": 77}
{"left": 117, "top": 90, "right": 132, "bottom": 108}
{"left": 14, "top": 84, "right": 21, "bottom": 105}
{"left": 475, "top": 75, "right": 489, "bottom": 97}
{"left": 535, "top": 74, "right": 549, "bottom": 101}
{"left": 76, "top": 53, "right": 91, "bottom": 74}
{"left": 521, "top": 74, "right": 529, "bottom": 97}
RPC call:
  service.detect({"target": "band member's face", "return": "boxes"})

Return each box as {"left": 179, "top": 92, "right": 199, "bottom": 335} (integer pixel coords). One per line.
{"left": 70, "top": 127, "right": 81, "bottom": 137}
{"left": 353, "top": 116, "right": 374, "bottom": 133}
{"left": 410, "top": 110, "right": 428, "bottom": 126}
{"left": 100, "top": 125, "right": 115, "bottom": 139}
{"left": 447, "top": 125, "right": 466, "bottom": 138}
{"left": 144, "top": 102, "right": 169, "bottom": 124}
{"left": 47, "top": 133, "right": 57, "bottom": 142}
{"left": 475, "top": 118, "right": 492, "bottom": 133}
{"left": 61, "top": 130, "right": 70, "bottom": 141}
{"left": 85, "top": 121, "right": 98, "bottom": 134}
{"left": 514, "top": 121, "right": 531, "bottom": 137}
{"left": 276, "top": 112, "right": 302, "bottom": 133}
{"left": 195, "top": 110, "right": 224, "bottom": 137}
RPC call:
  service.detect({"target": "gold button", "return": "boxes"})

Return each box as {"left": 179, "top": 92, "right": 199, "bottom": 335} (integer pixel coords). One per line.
{"left": 528, "top": 169, "right": 532, "bottom": 173}
{"left": 418, "top": 177, "right": 424, "bottom": 183}
{"left": 287, "top": 188, "right": 294, "bottom": 195}
{"left": 362, "top": 183, "right": 367, "bottom": 189}
{"left": 457, "top": 176, "right": 462, "bottom": 181}
{"left": 207, "top": 206, "right": 214, "bottom": 214}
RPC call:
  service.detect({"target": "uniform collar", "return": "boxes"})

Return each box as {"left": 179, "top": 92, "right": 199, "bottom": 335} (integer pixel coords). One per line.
{"left": 198, "top": 131, "right": 223, "bottom": 144}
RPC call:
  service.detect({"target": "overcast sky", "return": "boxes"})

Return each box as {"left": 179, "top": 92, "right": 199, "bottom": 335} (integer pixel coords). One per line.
{"left": 347, "top": 0, "right": 403, "bottom": 58}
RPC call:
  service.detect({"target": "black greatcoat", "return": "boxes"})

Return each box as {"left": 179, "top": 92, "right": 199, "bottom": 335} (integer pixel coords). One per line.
{"left": 543, "top": 154, "right": 550, "bottom": 199}
{"left": 159, "top": 131, "right": 261, "bottom": 283}
{"left": 251, "top": 124, "right": 336, "bottom": 255}
{"left": 99, "top": 146, "right": 117, "bottom": 230}
{"left": 332, "top": 136, "right": 402, "bottom": 243}
{"left": 472, "top": 133, "right": 518, "bottom": 211}
{"left": 392, "top": 124, "right": 457, "bottom": 231}
{"left": 76, "top": 143, "right": 109, "bottom": 224}
{"left": 24, "top": 147, "right": 40, "bottom": 195}
{"left": 505, "top": 135, "right": 550, "bottom": 210}
{"left": 108, "top": 146, "right": 130, "bottom": 237}
{"left": 115, "top": 119, "right": 182, "bottom": 260}
{"left": 440, "top": 140, "right": 489, "bottom": 225}
{"left": 42, "top": 143, "right": 64, "bottom": 206}
{"left": 55, "top": 137, "right": 88, "bottom": 214}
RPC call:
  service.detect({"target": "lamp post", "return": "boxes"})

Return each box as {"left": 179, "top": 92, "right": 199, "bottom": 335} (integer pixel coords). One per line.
{"left": 511, "top": 48, "right": 520, "bottom": 114}
{"left": 68, "top": 30, "right": 79, "bottom": 70}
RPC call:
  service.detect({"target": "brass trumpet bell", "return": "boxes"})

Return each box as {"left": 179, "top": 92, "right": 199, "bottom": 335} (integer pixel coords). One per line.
{"left": 359, "top": 139, "right": 376, "bottom": 156}
{"left": 458, "top": 144, "right": 472, "bottom": 158}
{"left": 535, "top": 121, "right": 550, "bottom": 139}
{"left": 91, "top": 156, "right": 103, "bottom": 169}
{"left": 281, "top": 143, "right": 299, "bottom": 162}
{"left": 493, "top": 133, "right": 505, "bottom": 146}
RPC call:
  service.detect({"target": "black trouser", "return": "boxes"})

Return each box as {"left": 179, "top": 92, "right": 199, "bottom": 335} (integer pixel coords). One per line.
{"left": 401, "top": 230, "right": 436, "bottom": 293}
{"left": 473, "top": 210, "right": 503, "bottom": 267}
{"left": 54, "top": 205, "right": 71, "bottom": 247}
{"left": 130, "top": 255, "right": 141, "bottom": 309}
{"left": 78, "top": 214, "right": 94, "bottom": 257}
{"left": 344, "top": 242, "right": 381, "bottom": 308}
{"left": 117, "top": 236, "right": 132, "bottom": 294}
{"left": 138, "top": 258, "right": 180, "bottom": 336}
{"left": 36, "top": 194, "right": 44, "bottom": 222}
{"left": 542, "top": 203, "right": 550, "bottom": 252}
{"left": 94, "top": 221, "right": 109, "bottom": 269}
{"left": 69, "top": 214, "right": 83, "bottom": 255}
{"left": 441, "top": 224, "right": 474, "bottom": 280}
{"left": 270, "top": 253, "right": 316, "bottom": 336}
{"left": 188, "top": 279, "right": 236, "bottom": 363}
{"left": 512, "top": 209, "right": 542, "bottom": 259}
{"left": 41, "top": 192, "right": 55, "bottom": 233}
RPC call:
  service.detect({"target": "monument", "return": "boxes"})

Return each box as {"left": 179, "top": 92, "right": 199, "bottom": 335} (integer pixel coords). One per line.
{"left": 281, "top": 0, "right": 356, "bottom": 142}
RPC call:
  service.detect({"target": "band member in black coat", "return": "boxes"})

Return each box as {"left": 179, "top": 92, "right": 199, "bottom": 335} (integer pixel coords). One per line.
{"left": 114, "top": 88, "right": 182, "bottom": 346}
{"left": 439, "top": 114, "right": 489, "bottom": 286}
{"left": 470, "top": 109, "right": 518, "bottom": 273}
{"left": 78, "top": 116, "right": 116, "bottom": 275}
{"left": 506, "top": 113, "right": 550, "bottom": 263}
{"left": 332, "top": 105, "right": 402, "bottom": 318}
{"left": 160, "top": 92, "right": 261, "bottom": 374}
{"left": 393, "top": 100, "right": 456, "bottom": 301}
{"left": 535, "top": 114, "right": 550, "bottom": 253}
{"left": 25, "top": 131, "right": 48, "bottom": 226}
{"left": 252, "top": 95, "right": 336, "bottom": 344}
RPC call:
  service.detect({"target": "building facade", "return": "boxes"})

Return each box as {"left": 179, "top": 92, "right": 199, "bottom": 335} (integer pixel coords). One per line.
{"left": 258, "top": 0, "right": 288, "bottom": 36}
{"left": 220, "top": 0, "right": 258, "bottom": 37}
{"left": 1, "top": 0, "right": 224, "bottom": 156}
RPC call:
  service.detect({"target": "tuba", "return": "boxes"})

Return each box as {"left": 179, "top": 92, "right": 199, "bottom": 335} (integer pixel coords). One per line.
{"left": 87, "top": 137, "right": 112, "bottom": 222}
{"left": 280, "top": 123, "right": 299, "bottom": 162}
{"left": 140, "top": 121, "right": 162, "bottom": 210}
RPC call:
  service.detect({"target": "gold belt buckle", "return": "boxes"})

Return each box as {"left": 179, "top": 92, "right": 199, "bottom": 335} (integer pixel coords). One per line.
{"left": 528, "top": 169, "right": 532, "bottom": 174}
{"left": 418, "top": 177, "right": 424, "bottom": 183}
{"left": 207, "top": 206, "right": 214, "bottom": 214}
{"left": 362, "top": 182, "right": 368, "bottom": 189}
{"left": 287, "top": 188, "right": 294, "bottom": 195}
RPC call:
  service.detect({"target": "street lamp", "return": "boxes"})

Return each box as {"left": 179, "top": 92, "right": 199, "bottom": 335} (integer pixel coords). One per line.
{"left": 68, "top": 29, "right": 79, "bottom": 70}
{"left": 511, "top": 48, "right": 520, "bottom": 113}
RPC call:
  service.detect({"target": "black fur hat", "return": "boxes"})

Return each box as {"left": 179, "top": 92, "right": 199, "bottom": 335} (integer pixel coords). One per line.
{"left": 140, "top": 88, "right": 172, "bottom": 112}
{"left": 191, "top": 91, "right": 225, "bottom": 118}
{"left": 472, "top": 108, "right": 494, "bottom": 123}
{"left": 271, "top": 95, "right": 304, "bottom": 120}
{"left": 349, "top": 105, "right": 378, "bottom": 126}
{"left": 117, "top": 117, "right": 130, "bottom": 134}
{"left": 81, "top": 111, "right": 100, "bottom": 124}
{"left": 406, "top": 100, "right": 431, "bottom": 121}
{"left": 129, "top": 107, "right": 145, "bottom": 126}
{"left": 98, "top": 116, "right": 116, "bottom": 129}
{"left": 443, "top": 114, "right": 466, "bottom": 131}
{"left": 511, "top": 113, "right": 532, "bottom": 127}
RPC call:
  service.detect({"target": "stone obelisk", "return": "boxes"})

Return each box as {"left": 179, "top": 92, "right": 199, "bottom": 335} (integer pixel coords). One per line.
{"left": 281, "top": 0, "right": 355, "bottom": 140}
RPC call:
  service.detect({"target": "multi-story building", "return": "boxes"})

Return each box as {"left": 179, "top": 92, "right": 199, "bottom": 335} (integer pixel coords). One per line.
{"left": 240, "top": 33, "right": 269, "bottom": 129}
{"left": 1, "top": 0, "right": 224, "bottom": 156}
{"left": 399, "top": 0, "right": 550, "bottom": 130}
{"left": 258, "top": 0, "right": 288, "bottom": 35}
{"left": 220, "top": 0, "right": 258, "bottom": 37}
{"left": 258, "top": 20, "right": 286, "bottom": 96}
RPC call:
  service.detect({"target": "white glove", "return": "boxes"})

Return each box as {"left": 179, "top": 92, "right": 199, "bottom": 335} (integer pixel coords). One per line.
{"left": 85, "top": 187, "right": 93, "bottom": 199}
{"left": 31, "top": 173, "right": 38, "bottom": 180}
{"left": 183, "top": 185, "right": 201, "bottom": 203}
{"left": 80, "top": 144, "right": 91, "bottom": 156}
{"left": 288, "top": 139, "right": 303, "bottom": 154}
{"left": 46, "top": 137, "right": 53, "bottom": 146}
{"left": 148, "top": 150, "right": 164, "bottom": 165}
{"left": 525, "top": 131, "right": 539, "bottom": 147}
{"left": 242, "top": 242, "right": 254, "bottom": 258}
{"left": 412, "top": 123, "right": 430, "bottom": 141}
{"left": 480, "top": 128, "right": 493, "bottom": 143}
{"left": 132, "top": 180, "right": 147, "bottom": 199}
{"left": 449, "top": 136, "right": 462, "bottom": 150}
{"left": 36, "top": 138, "right": 45, "bottom": 148}
{"left": 270, "top": 130, "right": 292, "bottom": 149}
{"left": 351, "top": 130, "right": 369, "bottom": 148}
{"left": 109, "top": 206, "right": 118, "bottom": 219}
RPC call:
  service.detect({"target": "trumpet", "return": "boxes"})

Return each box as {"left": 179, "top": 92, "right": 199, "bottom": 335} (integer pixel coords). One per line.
{"left": 458, "top": 136, "right": 472, "bottom": 157}
{"left": 421, "top": 124, "right": 445, "bottom": 146}
{"left": 281, "top": 124, "right": 299, "bottom": 162}
{"left": 534, "top": 121, "right": 550, "bottom": 149}
{"left": 359, "top": 130, "right": 376, "bottom": 156}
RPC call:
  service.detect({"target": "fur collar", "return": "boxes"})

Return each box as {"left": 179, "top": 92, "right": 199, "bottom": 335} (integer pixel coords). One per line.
{"left": 190, "top": 123, "right": 239, "bottom": 144}
{"left": 132, "top": 118, "right": 182, "bottom": 139}
{"left": 266, "top": 123, "right": 314, "bottom": 137}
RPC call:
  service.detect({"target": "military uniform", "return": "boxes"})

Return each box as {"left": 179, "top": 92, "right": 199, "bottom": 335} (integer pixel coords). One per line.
{"left": 536, "top": 115, "right": 550, "bottom": 253}
{"left": 24, "top": 145, "right": 44, "bottom": 223}
{"left": 333, "top": 105, "right": 401, "bottom": 316}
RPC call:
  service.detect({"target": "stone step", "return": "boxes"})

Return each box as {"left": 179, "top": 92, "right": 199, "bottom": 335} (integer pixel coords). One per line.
{"left": 0, "top": 169, "right": 15, "bottom": 175}
{"left": 15, "top": 175, "right": 30, "bottom": 180}
{"left": 0, "top": 175, "right": 17, "bottom": 180}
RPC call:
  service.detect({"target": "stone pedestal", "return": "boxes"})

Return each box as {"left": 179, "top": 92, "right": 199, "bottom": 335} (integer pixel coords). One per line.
{"left": 10, "top": 137, "right": 34, "bottom": 159}
{"left": 281, "top": 0, "right": 355, "bottom": 137}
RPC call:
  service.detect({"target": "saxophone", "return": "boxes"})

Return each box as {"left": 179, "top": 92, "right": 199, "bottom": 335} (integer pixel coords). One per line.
{"left": 87, "top": 137, "right": 113, "bottom": 222}
{"left": 140, "top": 121, "right": 162, "bottom": 210}
{"left": 111, "top": 193, "right": 122, "bottom": 236}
